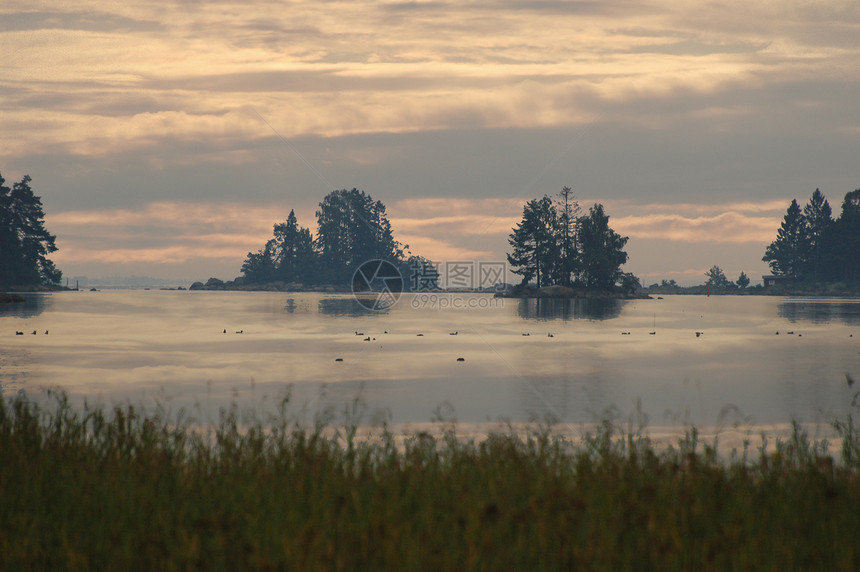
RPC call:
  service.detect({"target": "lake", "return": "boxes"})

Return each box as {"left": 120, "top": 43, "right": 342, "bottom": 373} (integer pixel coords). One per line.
{"left": 2, "top": 291, "right": 859, "bottom": 437}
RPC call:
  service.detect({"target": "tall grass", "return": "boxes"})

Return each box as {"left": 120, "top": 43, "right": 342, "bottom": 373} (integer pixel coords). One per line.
{"left": 1, "top": 388, "right": 859, "bottom": 570}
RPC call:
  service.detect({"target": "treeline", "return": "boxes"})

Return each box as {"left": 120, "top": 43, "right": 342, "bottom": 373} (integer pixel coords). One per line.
{"left": 507, "top": 187, "right": 634, "bottom": 293}
{"left": 236, "top": 188, "right": 408, "bottom": 287}
{"left": 0, "top": 171, "right": 61, "bottom": 290}
{"left": 763, "top": 188, "right": 860, "bottom": 284}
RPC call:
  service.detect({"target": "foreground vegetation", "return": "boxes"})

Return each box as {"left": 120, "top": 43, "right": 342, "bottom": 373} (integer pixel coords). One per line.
{"left": 2, "top": 392, "right": 860, "bottom": 570}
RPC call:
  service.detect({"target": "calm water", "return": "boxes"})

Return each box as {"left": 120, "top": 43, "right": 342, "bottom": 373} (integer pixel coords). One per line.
{"left": 1, "top": 291, "right": 859, "bottom": 431}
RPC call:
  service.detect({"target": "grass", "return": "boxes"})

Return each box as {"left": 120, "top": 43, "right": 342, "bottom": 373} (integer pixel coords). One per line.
{"left": 1, "top": 388, "right": 860, "bottom": 571}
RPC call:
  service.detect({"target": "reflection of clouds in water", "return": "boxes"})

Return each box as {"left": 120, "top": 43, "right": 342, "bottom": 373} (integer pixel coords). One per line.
{"left": 3, "top": 292, "right": 857, "bottom": 428}
{"left": 516, "top": 298, "right": 624, "bottom": 321}
{"left": 778, "top": 301, "right": 860, "bottom": 326}
{"left": 0, "top": 348, "right": 30, "bottom": 398}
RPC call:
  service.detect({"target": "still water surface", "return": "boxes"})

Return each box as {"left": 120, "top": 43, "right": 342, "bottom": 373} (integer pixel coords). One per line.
{"left": 1, "top": 291, "right": 859, "bottom": 431}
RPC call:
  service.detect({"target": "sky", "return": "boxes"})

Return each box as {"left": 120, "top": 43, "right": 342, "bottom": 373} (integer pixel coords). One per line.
{"left": 2, "top": 0, "right": 859, "bottom": 286}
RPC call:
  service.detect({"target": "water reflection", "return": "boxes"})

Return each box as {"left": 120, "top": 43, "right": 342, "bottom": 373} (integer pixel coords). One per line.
{"left": 778, "top": 301, "right": 860, "bottom": 325}
{"left": 317, "top": 297, "right": 387, "bottom": 317}
{"left": 516, "top": 297, "right": 623, "bottom": 321}
{"left": 3, "top": 292, "right": 858, "bottom": 428}
{"left": 0, "top": 294, "right": 48, "bottom": 318}
{"left": 284, "top": 298, "right": 296, "bottom": 313}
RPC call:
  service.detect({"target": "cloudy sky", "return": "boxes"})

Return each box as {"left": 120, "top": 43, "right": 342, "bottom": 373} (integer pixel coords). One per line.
{"left": 2, "top": 0, "right": 858, "bottom": 285}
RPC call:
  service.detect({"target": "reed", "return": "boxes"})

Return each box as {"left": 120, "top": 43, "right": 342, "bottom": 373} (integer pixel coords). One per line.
{"left": 1, "top": 388, "right": 859, "bottom": 570}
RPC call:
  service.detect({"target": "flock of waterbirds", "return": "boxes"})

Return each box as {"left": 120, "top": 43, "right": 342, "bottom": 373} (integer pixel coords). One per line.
{"left": 14, "top": 328, "right": 849, "bottom": 341}
{"left": 11, "top": 324, "right": 855, "bottom": 365}
{"left": 14, "top": 327, "right": 855, "bottom": 341}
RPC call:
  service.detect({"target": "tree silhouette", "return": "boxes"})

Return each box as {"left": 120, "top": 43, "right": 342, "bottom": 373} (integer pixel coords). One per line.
{"left": 508, "top": 193, "right": 629, "bottom": 292}
{"left": 315, "top": 189, "right": 402, "bottom": 284}
{"left": 830, "top": 189, "right": 860, "bottom": 283}
{"left": 0, "top": 172, "right": 61, "bottom": 289}
{"left": 802, "top": 189, "right": 833, "bottom": 282}
{"left": 763, "top": 199, "right": 806, "bottom": 278}
{"left": 704, "top": 265, "right": 730, "bottom": 290}
{"left": 577, "top": 204, "right": 628, "bottom": 290}
{"left": 241, "top": 189, "right": 404, "bottom": 286}
{"left": 271, "top": 210, "right": 315, "bottom": 283}
{"left": 554, "top": 186, "right": 580, "bottom": 287}
{"left": 507, "top": 196, "right": 558, "bottom": 288}
{"left": 764, "top": 188, "right": 860, "bottom": 286}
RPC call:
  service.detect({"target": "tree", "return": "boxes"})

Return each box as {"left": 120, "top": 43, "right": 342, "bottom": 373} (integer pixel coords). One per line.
{"left": 241, "top": 241, "right": 277, "bottom": 284}
{"left": 270, "top": 209, "right": 315, "bottom": 283}
{"left": 507, "top": 196, "right": 558, "bottom": 288}
{"left": 577, "top": 204, "right": 628, "bottom": 290}
{"left": 763, "top": 199, "right": 806, "bottom": 278}
{"left": 241, "top": 189, "right": 406, "bottom": 287}
{"left": 0, "top": 172, "right": 61, "bottom": 289}
{"left": 618, "top": 272, "right": 641, "bottom": 295}
{"left": 704, "top": 265, "right": 730, "bottom": 290}
{"left": 553, "top": 186, "right": 580, "bottom": 287}
{"left": 824, "top": 189, "right": 860, "bottom": 284}
{"left": 736, "top": 271, "right": 750, "bottom": 289}
{"left": 802, "top": 189, "right": 834, "bottom": 281}
{"left": 315, "top": 189, "right": 403, "bottom": 283}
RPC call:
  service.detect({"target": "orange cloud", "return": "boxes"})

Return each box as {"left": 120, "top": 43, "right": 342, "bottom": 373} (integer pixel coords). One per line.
{"left": 5, "top": 1, "right": 854, "bottom": 158}
{"left": 612, "top": 212, "right": 781, "bottom": 243}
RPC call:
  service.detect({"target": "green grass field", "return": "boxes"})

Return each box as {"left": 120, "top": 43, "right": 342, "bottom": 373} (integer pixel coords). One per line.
{"left": 1, "top": 389, "right": 859, "bottom": 571}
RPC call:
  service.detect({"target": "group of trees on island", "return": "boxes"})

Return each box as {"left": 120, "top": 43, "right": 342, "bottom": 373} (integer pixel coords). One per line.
{"left": 763, "top": 188, "right": 860, "bottom": 284}
{"left": 0, "top": 171, "right": 61, "bottom": 290}
{"left": 238, "top": 188, "right": 408, "bottom": 287}
{"left": 507, "top": 187, "right": 633, "bottom": 293}
{"left": 238, "top": 186, "right": 633, "bottom": 294}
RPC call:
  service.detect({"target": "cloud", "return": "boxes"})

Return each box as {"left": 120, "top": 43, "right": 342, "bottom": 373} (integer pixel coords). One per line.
{"left": 612, "top": 212, "right": 780, "bottom": 243}
{"left": 5, "top": 0, "right": 857, "bottom": 283}
{"left": 47, "top": 202, "right": 289, "bottom": 269}
{"left": 4, "top": 0, "right": 858, "bottom": 159}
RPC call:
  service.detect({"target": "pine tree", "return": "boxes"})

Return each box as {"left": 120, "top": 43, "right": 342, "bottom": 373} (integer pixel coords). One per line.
{"left": 763, "top": 199, "right": 807, "bottom": 278}
{"left": 577, "top": 204, "right": 628, "bottom": 289}
{"left": 241, "top": 241, "right": 277, "bottom": 284}
{"left": 270, "top": 209, "right": 315, "bottom": 283}
{"left": 704, "top": 265, "right": 730, "bottom": 290}
{"left": 828, "top": 189, "right": 860, "bottom": 283}
{"left": 507, "top": 196, "right": 558, "bottom": 288}
{"left": 0, "top": 172, "right": 61, "bottom": 289}
{"left": 554, "top": 186, "right": 580, "bottom": 287}
{"left": 802, "top": 188, "right": 833, "bottom": 281}
{"left": 315, "top": 189, "right": 402, "bottom": 283}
